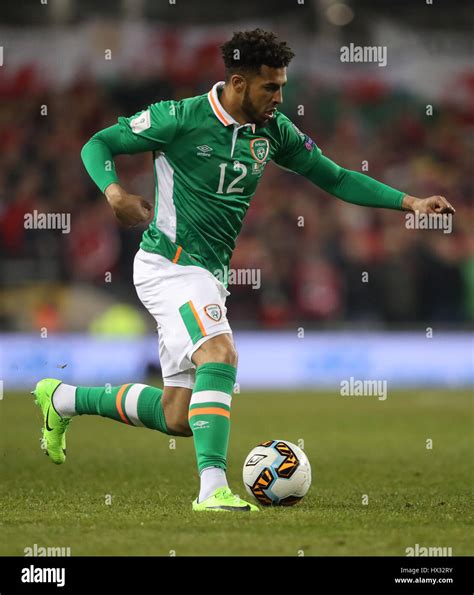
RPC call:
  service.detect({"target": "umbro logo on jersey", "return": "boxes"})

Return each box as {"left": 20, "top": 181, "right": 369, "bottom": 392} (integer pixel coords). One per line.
{"left": 196, "top": 145, "right": 213, "bottom": 157}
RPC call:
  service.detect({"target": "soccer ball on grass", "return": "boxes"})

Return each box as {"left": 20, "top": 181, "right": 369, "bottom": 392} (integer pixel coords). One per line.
{"left": 242, "top": 439, "right": 311, "bottom": 506}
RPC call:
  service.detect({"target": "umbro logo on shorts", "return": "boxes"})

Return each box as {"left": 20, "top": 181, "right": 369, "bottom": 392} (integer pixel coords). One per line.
{"left": 204, "top": 304, "right": 222, "bottom": 321}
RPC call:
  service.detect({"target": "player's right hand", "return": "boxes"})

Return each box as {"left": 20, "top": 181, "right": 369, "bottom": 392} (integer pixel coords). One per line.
{"left": 105, "top": 183, "right": 153, "bottom": 227}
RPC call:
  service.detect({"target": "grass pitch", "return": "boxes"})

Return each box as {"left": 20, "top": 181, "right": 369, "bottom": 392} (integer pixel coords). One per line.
{"left": 1, "top": 387, "right": 472, "bottom": 556}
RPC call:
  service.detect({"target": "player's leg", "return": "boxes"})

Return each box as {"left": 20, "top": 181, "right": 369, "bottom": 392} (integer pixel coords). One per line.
{"left": 178, "top": 326, "right": 258, "bottom": 511}
{"left": 55, "top": 381, "right": 192, "bottom": 436}
{"left": 33, "top": 249, "right": 194, "bottom": 464}
{"left": 32, "top": 378, "right": 191, "bottom": 464}
{"left": 189, "top": 334, "right": 236, "bottom": 501}
{"left": 183, "top": 331, "right": 256, "bottom": 512}
{"left": 134, "top": 249, "right": 257, "bottom": 510}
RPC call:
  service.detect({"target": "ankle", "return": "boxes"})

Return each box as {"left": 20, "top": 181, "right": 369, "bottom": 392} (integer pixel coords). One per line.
{"left": 198, "top": 466, "right": 228, "bottom": 502}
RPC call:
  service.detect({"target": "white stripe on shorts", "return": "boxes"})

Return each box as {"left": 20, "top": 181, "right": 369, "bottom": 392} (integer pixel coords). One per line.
{"left": 190, "top": 390, "right": 232, "bottom": 407}
{"left": 124, "top": 383, "right": 147, "bottom": 427}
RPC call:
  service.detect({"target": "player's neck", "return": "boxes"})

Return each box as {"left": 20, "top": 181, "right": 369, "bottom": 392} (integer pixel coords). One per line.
{"left": 220, "top": 85, "right": 251, "bottom": 126}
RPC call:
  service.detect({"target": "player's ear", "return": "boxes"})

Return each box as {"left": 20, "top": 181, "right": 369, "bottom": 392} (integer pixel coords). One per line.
{"left": 230, "top": 73, "right": 246, "bottom": 94}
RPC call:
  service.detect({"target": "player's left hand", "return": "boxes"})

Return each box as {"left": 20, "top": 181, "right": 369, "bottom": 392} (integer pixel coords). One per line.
{"left": 402, "top": 195, "right": 455, "bottom": 214}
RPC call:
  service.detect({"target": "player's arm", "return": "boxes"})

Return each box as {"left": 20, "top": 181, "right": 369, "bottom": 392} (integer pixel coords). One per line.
{"left": 81, "top": 124, "right": 155, "bottom": 226}
{"left": 81, "top": 101, "right": 180, "bottom": 226}
{"left": 274, "top": 117, "right": 455, "bottom": 214}
{"left": 302, "top": 153, "right": 454, "bottom": 214}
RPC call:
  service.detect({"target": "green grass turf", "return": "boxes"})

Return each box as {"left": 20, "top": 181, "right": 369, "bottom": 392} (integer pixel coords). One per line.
{"left": 0, "top": 387, "right": 472, "bottom": 556}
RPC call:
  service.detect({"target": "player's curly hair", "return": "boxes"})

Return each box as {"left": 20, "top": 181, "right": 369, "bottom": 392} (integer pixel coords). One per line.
{"left": 220, "top": 28, "right": 295, "bottom": 79}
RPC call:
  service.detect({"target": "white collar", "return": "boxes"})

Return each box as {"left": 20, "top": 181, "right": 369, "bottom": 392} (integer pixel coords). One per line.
{"left": 208, "top": 81, "right": 256, "bottom": 132}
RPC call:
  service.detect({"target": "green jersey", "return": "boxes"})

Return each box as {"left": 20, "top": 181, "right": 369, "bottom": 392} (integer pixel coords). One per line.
{"left": 82, "top": 81, "right": 404, "bottom": 284}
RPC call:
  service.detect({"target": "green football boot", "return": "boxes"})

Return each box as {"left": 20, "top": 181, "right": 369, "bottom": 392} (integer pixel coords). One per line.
{"left": 32, "top": 378, "right": 71, "bottom": 465}
{"left": 192, "top": 487, "right": 259, "bottom": 512}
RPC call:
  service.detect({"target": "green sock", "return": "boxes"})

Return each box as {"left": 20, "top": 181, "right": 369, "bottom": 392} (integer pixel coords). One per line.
{"left": 189, "top": 362, "right": 236, "bottom": 474}
{"left": 76, "top": 383, "right": 168, "bottom": 434}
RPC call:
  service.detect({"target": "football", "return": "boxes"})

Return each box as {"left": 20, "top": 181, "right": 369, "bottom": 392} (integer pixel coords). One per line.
{"left": 242, "top": 439, "right": 312, "bottom": 506}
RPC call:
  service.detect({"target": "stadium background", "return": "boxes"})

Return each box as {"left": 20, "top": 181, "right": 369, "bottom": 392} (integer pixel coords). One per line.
{"left": 0, "top": 0, "right": 474, "bottom": 385}
{"left": 0, "top": 0, "right": 472, "bottom": 559}
{"left": 1, "top": 0, "right": 472, "bottom": 388}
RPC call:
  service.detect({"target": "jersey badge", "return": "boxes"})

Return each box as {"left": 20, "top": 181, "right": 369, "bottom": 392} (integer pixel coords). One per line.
{"left": 250, "top": 138, "right": 270, "bottom": 163}
{"left": 204, "top": 304, "right": 222, "bottom": 322}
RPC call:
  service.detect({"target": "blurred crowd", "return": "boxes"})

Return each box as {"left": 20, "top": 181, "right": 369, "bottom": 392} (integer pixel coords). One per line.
{"left": 0, "top": 73, "right": 472, "bottom": 331}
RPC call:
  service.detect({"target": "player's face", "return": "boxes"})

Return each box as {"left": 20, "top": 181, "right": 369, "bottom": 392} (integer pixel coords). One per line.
{"left": 241, "top": 66, "right": 287, "bottom": 127}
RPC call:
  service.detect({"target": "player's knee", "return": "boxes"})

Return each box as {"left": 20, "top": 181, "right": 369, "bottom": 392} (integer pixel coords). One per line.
{"left": 213, "top": 343, "right": 238, "bottom": 367}
{"left": 193, "top": 334, "right": 238, "bottom": 367}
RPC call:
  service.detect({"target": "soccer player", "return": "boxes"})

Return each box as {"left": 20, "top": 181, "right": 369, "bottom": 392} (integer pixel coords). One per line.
{"left": 33, "top": 29, "right": 455, "bottom": 512}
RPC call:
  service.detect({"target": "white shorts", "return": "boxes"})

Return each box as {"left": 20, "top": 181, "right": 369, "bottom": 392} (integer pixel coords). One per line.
{"left": 133, "top": 248, "right": 232, "bottom": 389}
